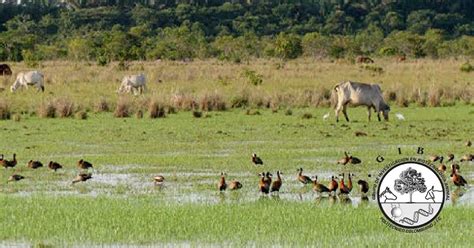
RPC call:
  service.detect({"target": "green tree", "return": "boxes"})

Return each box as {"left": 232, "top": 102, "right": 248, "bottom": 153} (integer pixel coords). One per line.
{"left": 274, "top": 33, "right": 302, "bottom": 60}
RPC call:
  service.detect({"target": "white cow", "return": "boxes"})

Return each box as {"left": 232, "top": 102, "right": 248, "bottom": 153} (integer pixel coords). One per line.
{"left": 10, "top": 71, "right": 44, "bottom": 92}
{"left": 117, "top": 73, "right": 146, "bottom": 95}
{"left": 333, "top": 81, "right": 390, "bottom": 122}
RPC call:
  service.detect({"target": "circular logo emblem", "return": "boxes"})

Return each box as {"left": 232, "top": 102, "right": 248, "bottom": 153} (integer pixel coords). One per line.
{"left": 376, "top": 159, "right": 447, "bottom": 231}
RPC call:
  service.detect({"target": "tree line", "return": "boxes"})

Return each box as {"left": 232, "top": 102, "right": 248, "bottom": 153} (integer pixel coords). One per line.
{"left": 0, "top": 0, "right": 473, "bottom": 63}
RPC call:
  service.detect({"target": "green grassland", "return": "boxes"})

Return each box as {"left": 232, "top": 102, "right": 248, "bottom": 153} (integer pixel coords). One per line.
{"left": 0, "top": 105, "right": 473, "bottom": 246}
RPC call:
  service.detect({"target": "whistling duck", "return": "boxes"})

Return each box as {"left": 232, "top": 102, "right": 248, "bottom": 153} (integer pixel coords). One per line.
{"left": 337, "top": 152, "right": 350, "bottom": 165}
{"left": 72, "top": 173, "right": 92, "bottom": 184}
{"left": 229, "top": 180, "right": 243, "bottom": 190}
{"left": 312, "top": 175, "right": 330, "bottom": 194}
{"left": 1, "top": 153, "right": 17, "bottom": 168}
{"left": 451, "top": 164, "right": 467, "bottom": 187}
{"left": 466, "top": 140, "right": 472, "bottom": 147}
{"left": 27, "top": 160, "right": 43, "bottom": 169}
{"left": 218, "top": 172, "right": 227, "bottom": 191}
{"left": 358, "top": 179, "right": 370, "bottom": 195}
{"left": 429, "top": 155, "right": 442, "bottom": 163}
{"left": 8, "top": 174, "right": 25, "bottom": 182}
{"left": 270, "top": 171, "right": 282, "bottom": 192}
{"left": 328, "top": 176, "right": 338, "bottom": 196}
{"left": 460, "top": 154, "right": 473, "bottom": 162}
{"left": 77, "top": 159, "right": 93, "bottom": 169}
{"left": 258, "top": 172, "right": 269, "bottom": 194}
{"left": 347, "top": 173, "right": 353, "bottom": 192}
{"left": 154, "top": 175, "right": 165, "bottom": 184}
{"left": 438, "top": 164, "right": 447, "bottom": 173}
{"left": 297, "top": 168, "right": 312, "bottom": 185}
{"left": 252, "top": 153, "right": 263, "bottom": 165}
{"left": 48, "top": 161, "right": 63, "bottom": 171}
{"left": 264, "top": 171, "right": 272, "bottom": 188}
{"left": 338, "top": 174, "right": 350, "bottom": 195}
{"left": 349, "top": 154, "right": 361, "bottom": 164}
{"left": 447, "top": 154, "right": 454, "bottom": 163}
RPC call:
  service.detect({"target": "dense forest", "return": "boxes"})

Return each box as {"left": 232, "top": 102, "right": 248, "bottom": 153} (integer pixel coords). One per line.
{"left": 0, "top": 0, "right": 473, "bottom": 63}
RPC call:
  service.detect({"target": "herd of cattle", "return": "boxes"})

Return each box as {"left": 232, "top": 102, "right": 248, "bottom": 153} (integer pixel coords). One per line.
{"left": 0, "top": 63, "right": 394, "bottom": 122}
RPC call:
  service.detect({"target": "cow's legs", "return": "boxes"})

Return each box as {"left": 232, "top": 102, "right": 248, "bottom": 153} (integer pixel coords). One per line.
{"left": 375, "top": 106, "right": 381, "bottom": 121}
{"left": 367, "top": 106, "right": 372, "bottom": 121}
{"left": 342, "top": 104, "right": 349, "bottom": 122}
{"left": 335, "top": 102, "right": 343, "bottom": 122}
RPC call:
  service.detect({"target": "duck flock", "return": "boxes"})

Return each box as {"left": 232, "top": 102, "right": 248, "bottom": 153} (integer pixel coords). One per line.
{"left": 1, "top": 142, "right": 471, "bottom": 199}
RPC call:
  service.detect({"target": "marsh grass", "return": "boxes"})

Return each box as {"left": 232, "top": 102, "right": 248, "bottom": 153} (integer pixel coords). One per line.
{"left": 0, "top": 106, "right": 473, "bottom": 246}
{"left": 0, "top": 59, "right": 471, "bottom": 115}
{"left": 0, "top": 196, "right": 472, "bottom": 246}
{"left": 114, "top": 98, "right": 131, "bottom": 118}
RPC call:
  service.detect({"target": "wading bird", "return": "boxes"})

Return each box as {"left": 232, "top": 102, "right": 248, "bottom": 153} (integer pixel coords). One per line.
{"left": 8, "top": 174, "right": 25, "bottom": 182}
{"left": 450, "top": 164, "right": 467, "bottom": 187}
{"left": 1, "top": 153, "right": 17, "bottom": 168}
{"left": 48, "top": 161, "right": 63, "bottom": 171}
{"left": 218, "top": 172, "right": 227, "bottom": 191}
{"left": 312, "top": 176, "right": 330, "bottom": 195}
{"left": 27, "top": 160, "right": 43, "bottom": 169}
{"left": 296, "top": 168, "right": 312, "bottom": 185}
{"left": 72, "top": 173, "right": 92, "bottom": 184}
{"left": 271, "top": 171, "right": 282, "bottom": 192}
{"left": 252, "top": 153, "right": 263, "bottom": 165}
{"left": 77, "top": 159, "right": 93, "bottom": 170}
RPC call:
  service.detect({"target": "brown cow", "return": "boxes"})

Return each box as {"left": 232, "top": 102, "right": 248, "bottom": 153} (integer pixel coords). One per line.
{"left": 356, "top": 56, "right": 374, "bottom": 64}
{"left": 0, "top": 64, "right": 12, "bottom": 76}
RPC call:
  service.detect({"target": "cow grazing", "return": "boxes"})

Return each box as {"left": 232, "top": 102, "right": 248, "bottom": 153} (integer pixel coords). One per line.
{"left": 117, "top": 73, "right": 146, "bottom": 95}
{"left": 10, "top": 71, "right": 44, "bottom": 92}
{"left": 356, "top": 56, "right": 374, "bottom": 64}
{"left": 0, "top": 64, "right": 12, "bottom": 76}
{"left": 334, "top": 81, "right": 390, "bottom": 122}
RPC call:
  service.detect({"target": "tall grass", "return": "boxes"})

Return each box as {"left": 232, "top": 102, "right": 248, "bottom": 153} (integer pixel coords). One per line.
{"left": 0, "top": 59, "right": 471, "bottom": 117}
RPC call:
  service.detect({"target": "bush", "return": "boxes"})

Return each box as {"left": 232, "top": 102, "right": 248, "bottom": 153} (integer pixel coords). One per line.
{"left": 274, "top": 33, "right": 303, "bottom": 60}
{"left": 95, "top": 98, "right": 110, "bottom": 113}
{"left": 149, "top": 101, "right": 166, "bottom": 118}
{"left": 231, "top": 91, "right": 250, "bottom": 108}
{"left": 55, "top": 98, "right": 75, "bottom": 118}
{"left": 200, "top": 92, "right": 227, "bottom": 111}
{"left": 12, "top": 114, "right": 21, "bottom": 122}
{"left": 0, "top": 100, "right": 11, "bottom": 120}
{"left": 38, "top": 101, "right": 56, "bottom": 118}
{"left": 285, "top": 108, "right": 293, "bottom": 116}
{"left": 242, "top": 69, "right": 263, "bottom": 86}
{"left": 114, "top": 98, "right": 131, "bottom": 118}
{"left": 301, "top": 113, "right": 313, "bottom": 119}
{"left": 460, "top": 62, "right": 473, "bottom": 72}
{"left": 192, "top": 111, "right": 202, "bottom": 118}
{"left": 75, "top": 111, "right": 88, "bottom": 120}
{"left": 136, "top": 110, "right": 144, "bottom": 119}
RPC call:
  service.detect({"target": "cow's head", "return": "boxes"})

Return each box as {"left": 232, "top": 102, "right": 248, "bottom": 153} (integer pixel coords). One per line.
{"left": 381, "top": 105, "right": 390, "bottom": 121}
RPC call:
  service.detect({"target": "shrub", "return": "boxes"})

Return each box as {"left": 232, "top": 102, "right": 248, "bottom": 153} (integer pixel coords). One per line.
{"left": 192, "top": 111, "right": 202, "bottom": 118}
{"left": 245, "top": 109, "right": 261, "bottom": 115}
{"left": 242, "top": 69, "right": 263, "bottom": 86}
{"left": 149, "top": 101, "right": 166, "bottom": 118}
{"left": 231, "top": 91, "right": 250, "bottom": 108}
{"left": 199, "top": 92, "right": 227, "bottom": 111}
{"left": 12, "top": 114, "right": 21, "bottom": 122}
{"left": 171, "top": 93, "right": 197, "bottom": 110}
{"left": 114, "top": 98, "right": 130, "bottom": 118}
{"left": 285, "top": 108, "right": 293, "bottom": 116}
{"left": 301, "top": 113, "right": 313, "bottom": 119}
{"left": 55, "top": 98, "right": 75, "bottom": 118}
{"left": 136, "top": 110, "right": 144, "bottom": 119}
{"left": 0, "top": 100, "right": 11, "bottom": 120}
{"left": 460, "top": 62, "right": 473, "bottom": 72}
{"left": 75, "top": 111, "right": 88, "bottom": 120}
{"left": 38, "top": 101, "right": 56, "bottom": 118}
{"left": 95, "top": 98, "right": 110, "bottom": 113}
